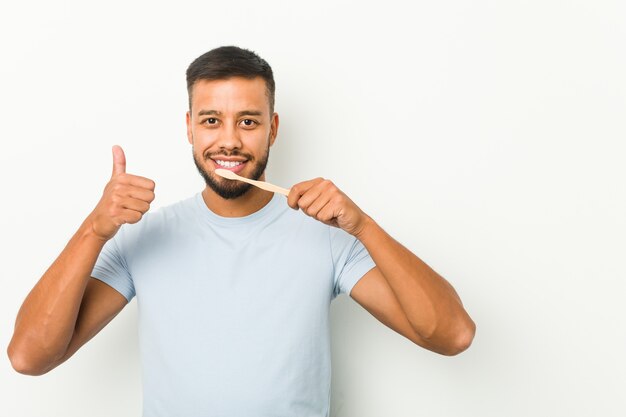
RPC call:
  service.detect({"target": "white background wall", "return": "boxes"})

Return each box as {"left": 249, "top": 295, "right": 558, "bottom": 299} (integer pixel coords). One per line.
{"left": 1, "top": 1, "right": 625, "bottom": 416}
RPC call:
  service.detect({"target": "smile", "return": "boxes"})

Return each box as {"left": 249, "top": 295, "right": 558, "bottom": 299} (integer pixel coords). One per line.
{"left": 214, "top": 160, "right": 243, "bottom": 168}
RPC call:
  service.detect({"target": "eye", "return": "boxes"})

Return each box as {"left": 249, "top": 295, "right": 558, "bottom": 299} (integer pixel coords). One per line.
{"left": 239, "top": 119, "right": 258, "bottom": 128}
{"left": 203, "top": 117, "right": 218, "bottom": 125}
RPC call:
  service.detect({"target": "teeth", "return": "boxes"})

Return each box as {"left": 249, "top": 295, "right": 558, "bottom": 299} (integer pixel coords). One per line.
{"left": 215, "top": 160, "right": 243, "bottom": 168}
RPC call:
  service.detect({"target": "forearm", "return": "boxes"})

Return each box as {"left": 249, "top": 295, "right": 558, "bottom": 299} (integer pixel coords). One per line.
{"left": 8, "top": 216, "right": 107, "bottom": 374}
{"left": 356, "top": 216, "right": 475, "bottom": 351}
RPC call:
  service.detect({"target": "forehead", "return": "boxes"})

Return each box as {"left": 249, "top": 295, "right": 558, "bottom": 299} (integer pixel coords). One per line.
{"left": 190, "top": 76, "right": 269, "bottom": 115}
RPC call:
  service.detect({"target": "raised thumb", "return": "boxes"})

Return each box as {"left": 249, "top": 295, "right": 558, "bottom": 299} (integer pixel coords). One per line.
{"left": 111, "top": 145, "right": 126, "bottom": 177}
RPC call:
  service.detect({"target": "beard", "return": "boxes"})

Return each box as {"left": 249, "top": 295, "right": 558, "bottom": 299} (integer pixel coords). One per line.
{"left": 192, "top": 143, "right": 270, "bottom": 200}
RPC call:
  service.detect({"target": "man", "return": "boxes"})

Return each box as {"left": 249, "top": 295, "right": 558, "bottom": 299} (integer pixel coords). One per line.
{"left": 8, "top": 46, "right": 475, "bottom": 416}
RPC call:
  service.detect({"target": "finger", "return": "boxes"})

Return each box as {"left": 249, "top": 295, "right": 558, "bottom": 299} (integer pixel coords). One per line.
{"left": 296, "top": 183, "right": 325, "bottom": 211}
{"left": 111, "top": 145, "right": 126, "bottom": 177}
{"left": 298, "top": 181, "right": 332, "bottom": 213}
{"left": 108, "top": 182, "right": 153, "bottom": 203}
{"left": 288, "top": 177, "right": 324, "bottom": 209}
{"left": 118, "top": 208, "right": 144, "bottom": 225}
{"left": 126, "top": 186, "right": 156, "bottom": 203}
{"left": 118, "top": 174, "right": 156, "bottom": 191}
{"left": 304, "top": 194, "right": 332, "bottom": 219}
{"left": 120, "top": 197, "right": 150, "bottom": 214}
{"left": 317, "top": 203, "right": 340, "bottom": 227}
{"left": 298, "top": 179, "right": 337, "bottom": 211}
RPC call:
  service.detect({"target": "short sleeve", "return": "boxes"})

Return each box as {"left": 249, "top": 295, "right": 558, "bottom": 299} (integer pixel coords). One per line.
{"left": 91, "top": 230, "right": 136, "bottom": 302}
{"left": 330, "top": 227, "right": 376, "bottom": 299}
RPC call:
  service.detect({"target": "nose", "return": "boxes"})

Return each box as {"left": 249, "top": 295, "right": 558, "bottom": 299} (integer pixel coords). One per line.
{"left": 215, "top": 122, "right": 243, "bottom": 152}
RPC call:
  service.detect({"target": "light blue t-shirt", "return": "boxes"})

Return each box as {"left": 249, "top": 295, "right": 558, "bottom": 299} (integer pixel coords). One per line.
{"left": 91, "top": 191, "right": 375, "bottom": 417}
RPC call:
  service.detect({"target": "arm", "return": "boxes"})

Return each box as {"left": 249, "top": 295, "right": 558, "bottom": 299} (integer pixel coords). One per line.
{"left": 351, "top": 221, "right": 475, "bottom": 355}
{"left": 7, "top": 145, "right": 155, "bottom": 375}
{"left": 288, "top": 178, "right": 475, "bottom": 356}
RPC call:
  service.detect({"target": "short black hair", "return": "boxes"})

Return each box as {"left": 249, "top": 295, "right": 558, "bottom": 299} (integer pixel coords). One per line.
{"left": 186, "top": 46, "right": 275, "bottom": 114}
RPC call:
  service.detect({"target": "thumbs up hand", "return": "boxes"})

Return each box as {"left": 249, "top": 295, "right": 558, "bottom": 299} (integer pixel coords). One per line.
{"left": 87, "top": 145, "right": 156, "bottom": 241}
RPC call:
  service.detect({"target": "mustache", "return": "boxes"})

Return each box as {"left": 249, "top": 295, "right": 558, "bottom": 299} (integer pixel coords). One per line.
{"left": 205, "top": 150, "right": 254, "bottom": 161}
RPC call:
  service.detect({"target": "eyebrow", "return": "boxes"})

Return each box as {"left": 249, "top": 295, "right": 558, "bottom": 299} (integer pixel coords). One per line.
{"left": 197, "top": 109, "right": 264, "bottom": 117}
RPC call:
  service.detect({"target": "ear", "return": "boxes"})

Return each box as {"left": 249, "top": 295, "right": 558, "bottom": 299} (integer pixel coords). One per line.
{"left": 186, "top": 111, "right": 193, "bottom": 145}
{"left": 269, "top": 112, "right": 279, "bottom": 147}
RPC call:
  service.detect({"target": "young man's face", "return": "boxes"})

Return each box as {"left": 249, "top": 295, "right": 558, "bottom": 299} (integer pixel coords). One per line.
{"left": 186, "top": 76, "right": 279, "bottom": 199}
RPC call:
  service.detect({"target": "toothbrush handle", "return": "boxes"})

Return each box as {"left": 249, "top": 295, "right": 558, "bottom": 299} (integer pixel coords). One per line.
{"left": 249, "top": 179, "right": 290, "bottom": 196}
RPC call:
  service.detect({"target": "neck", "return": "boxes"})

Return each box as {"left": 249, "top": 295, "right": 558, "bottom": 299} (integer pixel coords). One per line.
{"left": 201, "top": 180, "right": 274, "bottom": 217}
